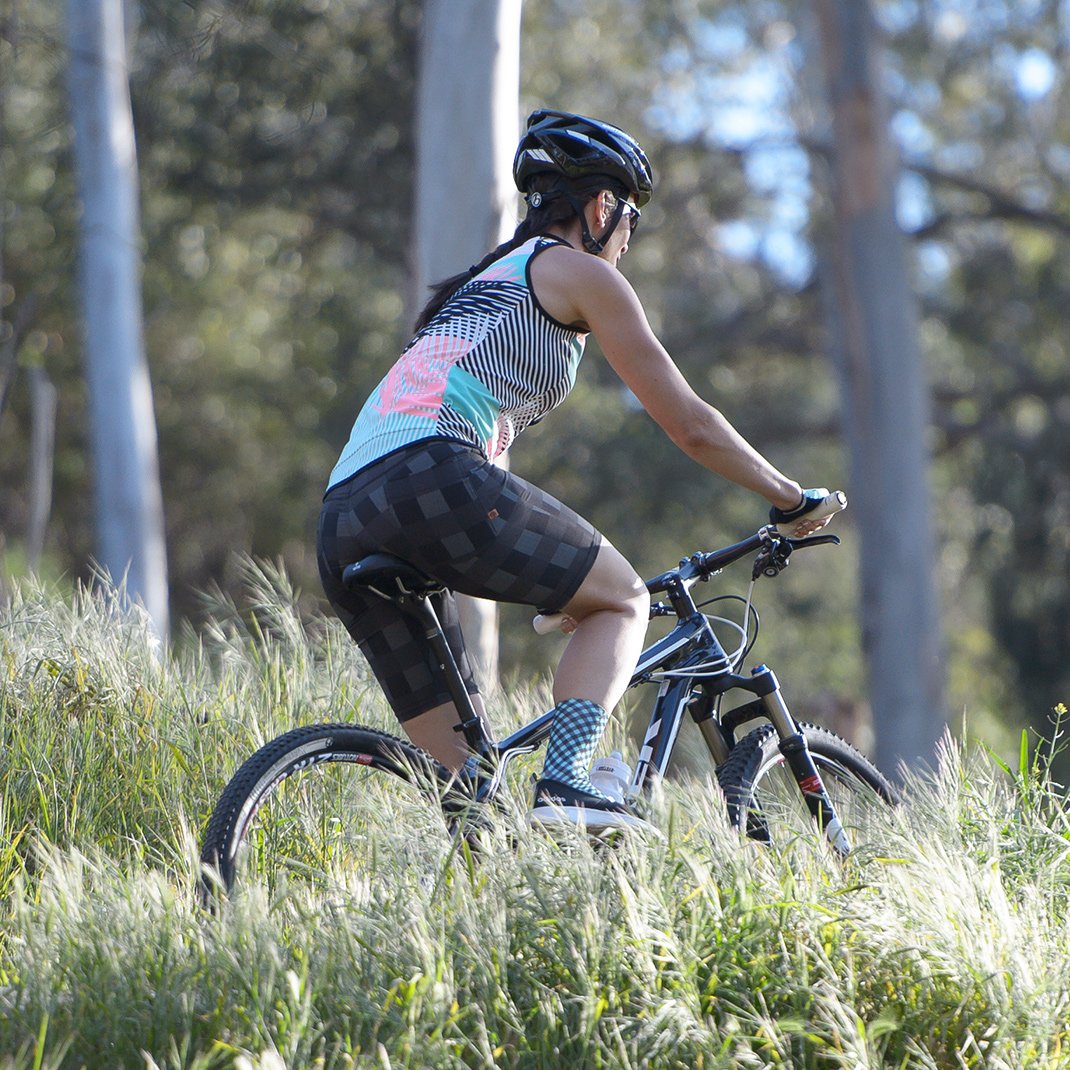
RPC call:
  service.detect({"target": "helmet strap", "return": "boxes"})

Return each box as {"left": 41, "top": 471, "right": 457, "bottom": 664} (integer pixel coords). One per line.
{"left": 565, "top": 191, "right": 626, "bottom": 254}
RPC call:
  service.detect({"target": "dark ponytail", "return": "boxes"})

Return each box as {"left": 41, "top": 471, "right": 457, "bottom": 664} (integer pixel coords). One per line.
{"left": 413, "top": 218, "right": 537, "bottom": 333}
{"left": 412, "top": 176, "right": 608, "bottom": 332}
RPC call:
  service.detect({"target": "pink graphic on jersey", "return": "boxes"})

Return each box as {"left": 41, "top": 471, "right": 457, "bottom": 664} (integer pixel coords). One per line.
{"left": 373, "top": 333, "right": 472, "bottom": 420}
{"left": 475, "top": 253, "right": 525, "bottom": 285}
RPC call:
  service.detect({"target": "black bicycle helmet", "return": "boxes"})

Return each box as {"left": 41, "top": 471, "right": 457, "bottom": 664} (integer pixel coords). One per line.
{"left": 513, "top": 109, "right": 654, "bottom": 207}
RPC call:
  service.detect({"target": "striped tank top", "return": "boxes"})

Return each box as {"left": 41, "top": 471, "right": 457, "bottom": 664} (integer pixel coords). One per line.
{"left": 327, "top": 236, "right": 586, "bottom": 490}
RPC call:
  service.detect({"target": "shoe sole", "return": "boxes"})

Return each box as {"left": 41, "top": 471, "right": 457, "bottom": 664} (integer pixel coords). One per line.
{"left": 528, "top": 803, "right": 653, "bottom": 832}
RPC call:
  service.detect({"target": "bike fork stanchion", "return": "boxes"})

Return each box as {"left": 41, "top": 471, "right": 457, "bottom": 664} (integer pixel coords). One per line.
{"left": 752, "top": 665, "right": 853, "bottom": 857}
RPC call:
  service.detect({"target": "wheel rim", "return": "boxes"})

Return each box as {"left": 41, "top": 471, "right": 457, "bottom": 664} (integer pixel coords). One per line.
{"left": 742, "top": 752, "right": 889, "bottom": 848}
{"left": 213, "top": 757, "right": 450, "bottom": 896}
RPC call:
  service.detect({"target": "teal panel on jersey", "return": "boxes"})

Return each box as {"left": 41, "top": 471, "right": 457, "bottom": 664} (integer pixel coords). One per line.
{"left": 443, "top": 367, "right": 501, "bottom": 446}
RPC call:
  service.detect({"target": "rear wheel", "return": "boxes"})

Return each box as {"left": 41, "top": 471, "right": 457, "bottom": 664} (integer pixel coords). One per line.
{"left": 717, "top": 723, "right": 899, "bottom": 849}
{"left": 200, "top": 723, "right": 459, "bottom": 898}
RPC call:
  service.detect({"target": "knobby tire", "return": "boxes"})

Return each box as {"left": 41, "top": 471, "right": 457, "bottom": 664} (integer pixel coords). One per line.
{"left": 199, "top": 723, "right": 455, "bottom": 898}
{"left": 716, "top": 722, "right": 899, "bottom": 846}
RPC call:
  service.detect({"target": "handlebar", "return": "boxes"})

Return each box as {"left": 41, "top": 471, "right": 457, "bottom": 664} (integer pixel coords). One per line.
{"left": 534, "top": 492, "right": 847, "bottom": 634}
{"left": 533, "top": 529, "right": 840, "bottom": 634}
{"left": 645, "top": 527, "right": 840, "bottom": 597}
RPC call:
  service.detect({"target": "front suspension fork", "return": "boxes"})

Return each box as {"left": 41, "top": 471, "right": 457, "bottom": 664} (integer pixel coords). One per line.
{"left": 753, "top": 665, "right": 852, "bottom": 857}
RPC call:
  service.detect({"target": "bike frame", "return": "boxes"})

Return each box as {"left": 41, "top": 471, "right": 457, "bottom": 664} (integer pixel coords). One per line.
{"left": 384, "top": 526, "right": 852, "bottom": 854}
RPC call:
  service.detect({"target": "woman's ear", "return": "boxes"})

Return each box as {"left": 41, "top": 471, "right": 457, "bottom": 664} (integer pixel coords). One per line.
{"left": 582, "top": 192, "right": 606, "bottom": 230}
{"left": 597, "top": 189, "right": 614, "bottom": 224}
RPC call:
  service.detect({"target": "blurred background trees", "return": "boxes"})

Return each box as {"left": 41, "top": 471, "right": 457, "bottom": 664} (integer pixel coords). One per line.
{"left": 1, "top": 0, "right": 1067, "bottom": 761}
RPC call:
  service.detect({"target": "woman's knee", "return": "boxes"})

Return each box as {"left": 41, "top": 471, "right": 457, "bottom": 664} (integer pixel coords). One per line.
{"left": 563, "top": 543, "right": 647, "bottom": 623}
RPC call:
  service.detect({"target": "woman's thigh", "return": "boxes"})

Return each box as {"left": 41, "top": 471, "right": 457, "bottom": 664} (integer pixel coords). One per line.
{"left": 561, "top": 539, "right": 647, "bottom": 621}
{"left": 321, "top": 440, "right": 602, "bottom": 607}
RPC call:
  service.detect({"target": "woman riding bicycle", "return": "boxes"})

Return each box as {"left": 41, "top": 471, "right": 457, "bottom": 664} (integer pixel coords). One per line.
{"left": 317, "top": 109, "right": 832, "bottom": 829}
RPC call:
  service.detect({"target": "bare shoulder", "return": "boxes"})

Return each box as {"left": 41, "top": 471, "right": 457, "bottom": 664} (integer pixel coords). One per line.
{"left": 529, "top": 245, "right": 642, "bottom": 330}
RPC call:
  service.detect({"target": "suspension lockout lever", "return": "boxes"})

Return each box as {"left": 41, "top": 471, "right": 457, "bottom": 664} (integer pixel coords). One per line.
{"left": 753, "top": 532, "right": 842, "bottom": 580}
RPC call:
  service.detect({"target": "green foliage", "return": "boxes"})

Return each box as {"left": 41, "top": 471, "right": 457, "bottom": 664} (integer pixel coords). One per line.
{"left": 133, "top": 0, "right": 424, "bottom": 610}
{"left": 873, "top": 2, "right": 1070, "bottom": 733}
{"left": 1, "top": 0, "right": 423, "bottom": 617}
{"left": 0, "top": 1, "right": 86, "bottom": 557}
{"left": 2, "top": 0, "right": 1069, "bottom": 751}
{"left": 3, "top": 575, "right": 1070, "bottom": 1068}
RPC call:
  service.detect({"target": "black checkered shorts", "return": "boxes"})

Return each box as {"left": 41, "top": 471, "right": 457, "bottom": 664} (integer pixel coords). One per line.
{"left": 317, "top": 438, "right": 602, "bottom": 721}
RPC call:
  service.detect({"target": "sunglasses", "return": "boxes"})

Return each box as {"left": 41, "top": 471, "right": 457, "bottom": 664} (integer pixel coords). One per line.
{"left": 618, "top": 199, "right": 641, "bottom": 233}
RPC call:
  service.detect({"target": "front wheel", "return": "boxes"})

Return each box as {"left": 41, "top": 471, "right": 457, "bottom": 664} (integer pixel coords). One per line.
{"left": 199, "top": 723, "right": 457, "bottom": 898}
{"left": 717, "top": 723, "right": 899, "bottom": 849}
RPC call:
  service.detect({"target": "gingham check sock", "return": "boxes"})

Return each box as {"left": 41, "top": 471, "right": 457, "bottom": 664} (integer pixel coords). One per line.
{"left": 540, "top": 698, "right": 610, "bottom": 797}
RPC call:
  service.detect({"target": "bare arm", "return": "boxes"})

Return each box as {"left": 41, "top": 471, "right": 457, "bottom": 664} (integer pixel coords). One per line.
{"left": 532, "top": 248, "right": 804, "bottom": 510}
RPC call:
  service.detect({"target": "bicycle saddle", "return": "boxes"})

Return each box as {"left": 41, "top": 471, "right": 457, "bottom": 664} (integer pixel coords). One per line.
{"left": 342, "top": 553, "right": 444, "bottom": 599}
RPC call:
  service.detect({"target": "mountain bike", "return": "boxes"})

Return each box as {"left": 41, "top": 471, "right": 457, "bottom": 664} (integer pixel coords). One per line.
{"left": 200, "top": 493, "right": 899, "bottom": 896}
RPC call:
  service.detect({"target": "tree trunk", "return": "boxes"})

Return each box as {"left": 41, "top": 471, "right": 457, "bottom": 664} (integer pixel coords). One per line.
{"left": 412, "top": 0, "right": 521, "bottom": 692}
{"left": 67, "top": 0, "right": 169, "bottom": 642}
{"left": 27, "top": 366, "right": 57, "bottom": 571}
{"left": 810, "top": 0, "right": 945, "bottom": 773}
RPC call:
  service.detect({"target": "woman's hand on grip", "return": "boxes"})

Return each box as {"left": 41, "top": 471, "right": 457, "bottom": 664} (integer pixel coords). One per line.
{"left": 769, "top": 489, "right": 847, "bottom": 538}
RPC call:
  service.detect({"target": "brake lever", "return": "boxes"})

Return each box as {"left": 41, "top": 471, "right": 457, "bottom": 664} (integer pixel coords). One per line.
{"left": 789, "top": 534, "right": 841, "bottom": 549}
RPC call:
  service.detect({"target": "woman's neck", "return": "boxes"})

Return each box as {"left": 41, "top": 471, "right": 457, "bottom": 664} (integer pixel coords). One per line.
{"left": 542, "top": 220, "right": 582, "bottom": 249}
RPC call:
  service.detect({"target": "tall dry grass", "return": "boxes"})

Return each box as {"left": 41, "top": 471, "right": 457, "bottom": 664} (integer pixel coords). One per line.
{"left": 2, "top": 566, "right": 1069, "bottom": 1068}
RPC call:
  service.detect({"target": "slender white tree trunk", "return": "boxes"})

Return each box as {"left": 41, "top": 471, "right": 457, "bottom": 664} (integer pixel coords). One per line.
{"left": 27, "top": 367, "right": 57, "bottom": 571}
{"left": 810, "top": 0, "right": 944, "bottom": 772}
{"left": 413, "top": 0, "right": 521, "bottom": 692}
{"left": 67, "top": 0, "right": 169, "bottom": 641}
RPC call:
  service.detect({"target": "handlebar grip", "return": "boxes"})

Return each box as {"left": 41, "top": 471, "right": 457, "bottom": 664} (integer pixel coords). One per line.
{"left": 532, "top": 612, "right": 568, "bottom": 636}
{"left": 772, "top": 490, "right": 847, "bottom": 537}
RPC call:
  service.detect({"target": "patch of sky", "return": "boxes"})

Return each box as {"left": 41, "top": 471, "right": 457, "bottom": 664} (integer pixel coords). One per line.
{"left": 932, "top": 8, "right": 969, "bottom": 44}
{"left": 897, "top": 171, "right": 935, "bottom": 232}
{"left": 650, "top": 11, "right": 795, "bottom": 145}
{"left": 875, "top": 0, "right": 922, "bottom": 34}
{"left": 692, "top": 15, "right": 749, "bottom": 62}
{"left": 714, "top": 207, "right": 814, "bottom": 289}
{"left": 744, "top": 145, "right": 810, "bottom": 220}
{"left": 710, "top": 63, "right": 796, "bottom": 144}
{"left": 760, "top": 229, "right": 813, "bottom": 287}
{"left": 917, "top": 241, "right": 952, "bottom": 281}
{"left": 984, "top": 41, "right": 1052, "bottom": 100}
{"left": 716, "top": 220, "right": 760, "bottom": 261}
{"left": 1015, "top": 47, "right": 1057, "bottom": 100}
{"left": 891, "top": 109, "right": 935, "bottom": 156}
{"left": 651, "top": 1, "right": 1062, "bottom": 288}
{"left": 648, "top": 12, "right": 813, "bottom": 286}
{"left": 935, "top": 0, "right": 1012, "bottom": 40}
{"left": 883, "top": 0, "right": 1049, "bottom": 46}
{"left": 649, "top": 70, "right": 794, "bottom": 148}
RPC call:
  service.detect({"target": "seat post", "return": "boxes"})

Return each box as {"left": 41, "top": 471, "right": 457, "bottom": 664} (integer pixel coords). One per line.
{"left": 402, "top": 593, "right": 494, "bottom": 758}
{"left": 342, "top": 553, "right": 496, "bottom": 760}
